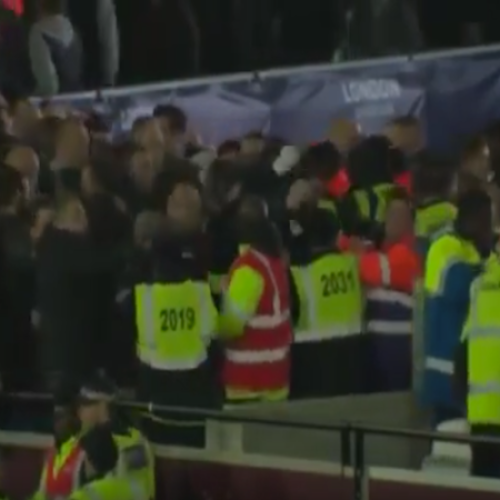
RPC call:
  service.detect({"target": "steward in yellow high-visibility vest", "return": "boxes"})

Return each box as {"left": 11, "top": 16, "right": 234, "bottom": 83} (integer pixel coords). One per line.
{"left": 75, "top": 376, "right": 155, "bottom": 499}
{"left": 133, "top": 231, "right": 220, "bottom": 447}
{"left": 413, "top": 152, "right": 457, "bottom": 259}
{"left": 134, "top": 178, "right": 221, "bottom": 446}
{"left": 70, "top": 424, "right": 148, "bottom": 500}
{"left": 460, "top": 256, "right": 500, "bottom": 478}
{"left": 289, "top": 206, "right": 364, "bottom": 398}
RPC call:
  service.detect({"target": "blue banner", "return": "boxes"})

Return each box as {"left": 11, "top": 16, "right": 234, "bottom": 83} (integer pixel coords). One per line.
{"left": 43, "top": 46, "right": 500, "bottom": 152}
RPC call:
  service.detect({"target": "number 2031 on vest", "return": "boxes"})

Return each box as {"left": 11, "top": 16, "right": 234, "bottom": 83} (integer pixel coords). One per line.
{"left": 320, "top": 271, "right": 354, "bottom": 297}
{"left": 160, "top": 308, "right": 196, "bottom": 331}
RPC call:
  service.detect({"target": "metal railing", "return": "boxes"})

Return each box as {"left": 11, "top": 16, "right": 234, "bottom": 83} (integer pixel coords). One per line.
{"left": 3, "top": 391, "right": 500, "bottom": 496}
{"left": 47, "top": 42, "right": 500, "bottom": 103}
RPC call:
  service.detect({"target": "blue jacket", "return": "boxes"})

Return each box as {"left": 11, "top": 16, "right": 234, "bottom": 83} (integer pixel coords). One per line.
{"left": 421, "top": 232, "right": 483, "bottom": 410}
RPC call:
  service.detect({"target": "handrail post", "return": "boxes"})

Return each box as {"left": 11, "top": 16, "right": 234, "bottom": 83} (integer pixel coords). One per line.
{"left": 340, "top": 424, "right": 351, "bottom": 472}
{"left": 353, "top": 428, "right": 369, "bottom": 500}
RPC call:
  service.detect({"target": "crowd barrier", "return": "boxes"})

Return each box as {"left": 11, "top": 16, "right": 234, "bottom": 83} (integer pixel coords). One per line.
{"left": 1, "top": 391, "right": 499, "bottom": 500}
{"left": 40, "top": 43, "right": 500, "bottom": 152}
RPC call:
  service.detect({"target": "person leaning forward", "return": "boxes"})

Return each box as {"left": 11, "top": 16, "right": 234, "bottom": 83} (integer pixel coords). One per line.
{"left": 70, "top": 424, "right": 148, "bottom": 500}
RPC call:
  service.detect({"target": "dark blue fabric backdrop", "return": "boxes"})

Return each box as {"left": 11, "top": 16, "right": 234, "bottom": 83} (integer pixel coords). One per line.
{"left": 40, "top": 48, "right": 500, "bottom": 152}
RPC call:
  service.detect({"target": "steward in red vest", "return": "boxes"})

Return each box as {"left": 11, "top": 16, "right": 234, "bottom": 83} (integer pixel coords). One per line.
{"left": 219, "top": 196, "right": 293, "bottom": 404}
{"left": 32, "top": 388, "right": 84, "bottom": 500}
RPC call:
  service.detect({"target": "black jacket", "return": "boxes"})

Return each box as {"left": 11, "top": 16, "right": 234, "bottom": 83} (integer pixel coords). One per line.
{"left": 0, "top": 213, "right": 36, "bottom": 389}
{"left": 36, "top": 226, "right": 120, "bottom": 382}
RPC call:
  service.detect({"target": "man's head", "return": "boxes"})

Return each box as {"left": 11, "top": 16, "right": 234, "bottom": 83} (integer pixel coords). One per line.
{"left": 347, "top": 135, "right": 393, "bottom": 187}
{"left": 217, "top": 139, "right": 240, "bottom": 160}
{"left": 412, "top": 151, "right": 454, "bottom": 200}
{"left": 165, "top": 180, "right": 203, "bottom": 232}
{"left": 76, "top": 375, "right": 117, "bottom": 432}
{"left": 153, "top": 104, "right": 187, "bottom": 154}
{"left": 328, "top": 118, "right": 361, "bottom": 155}
{"left": 128, "top": 146, "right": 155, "bottom": 193}
{"left": 240, "top": 131, "right": 264, "bottom": 155}
{"left": 135, "top": 117, "right": 165, "bottom": 167}
{"left": 456, "top": 188, "right": 493, "bottom": 253}
{"left": 300, "top": 142, "right": 341, "bottom": 184}
{"left": 384, "top": 116, "right": 423, "bottom": 155}
{"left": 460, "top": 135, "right": 490, "bottom": 182}
{"left": 384, "top": 187, "right": 413, "bottom": 242}
{"left": 80, "top": 424, "right": 118, "bottom": 478}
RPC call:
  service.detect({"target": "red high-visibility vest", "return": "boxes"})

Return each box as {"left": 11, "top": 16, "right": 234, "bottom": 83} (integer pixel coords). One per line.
{"left": 42, "top": 441, "right": 84, "bottom": 498}
{"left": 2, "top": 0, "right": 23, "bottom": 16}
{"left": 223, "top": 248, "right": 292, "bottom": 395}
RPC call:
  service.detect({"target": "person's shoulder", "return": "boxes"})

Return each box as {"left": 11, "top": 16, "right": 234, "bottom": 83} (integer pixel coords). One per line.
{"left": 429, "top": 232, "right": 462, "bottom": 255}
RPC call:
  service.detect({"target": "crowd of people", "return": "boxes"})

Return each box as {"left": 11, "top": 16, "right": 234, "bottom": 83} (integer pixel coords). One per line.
{"left": 0, "top": 94, "right": 499, "bottom": 482}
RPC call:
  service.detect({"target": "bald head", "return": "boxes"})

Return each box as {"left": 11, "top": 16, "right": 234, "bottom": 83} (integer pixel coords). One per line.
{"left": 329, "top": 118, "right": 361, "bottom": 154}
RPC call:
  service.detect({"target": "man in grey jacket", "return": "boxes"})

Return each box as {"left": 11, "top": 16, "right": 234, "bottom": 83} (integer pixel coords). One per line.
{"left": 28, "top": 0, "right": 82, "bottom": 96}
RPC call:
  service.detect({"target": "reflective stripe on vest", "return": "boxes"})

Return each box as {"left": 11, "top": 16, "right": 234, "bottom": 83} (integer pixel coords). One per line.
{"left": 365, "top": 288, "right": 413, "bottom": 335}
{"left": 244, "top": 249, "right": 290, "bottom": 329}
{"left": 424, "top": 356, "right": 454, "bottom": 375}
{"left": 135, "top": 283, "right": 211, "bottom": 370}
{"left": 43, "top": 440, "right": 84, "bottom": 496}
{"left": 377, "top": 254, "right": 391, "bottom": 286}
{"left": 463, "top": 263, "right": 500, "bottom": 424}
{"left": 225, "top": 249, "right": 290, "bottom": 364}
{"left": 469, "top": 381, "right": 500, "bottom": 396}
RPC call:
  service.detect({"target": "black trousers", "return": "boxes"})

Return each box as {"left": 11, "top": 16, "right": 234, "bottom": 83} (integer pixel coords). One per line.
{"left": 137, "top": 361, "right": 222, "bottom": 448}
{"left": 470, "top": 424, "right": 500, "bottom": 479}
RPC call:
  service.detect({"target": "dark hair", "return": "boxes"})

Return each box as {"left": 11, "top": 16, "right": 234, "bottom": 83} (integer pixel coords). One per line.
{"left": 131, "top": 116, "right": 150, "bottom": 135}
{"left": 0, "top": 165, "right": 23, "bottom": 208}
{"left": 153, "top": 104, "right": 187, "bottom": 134}
{"left": 152, "top": 157, "right": 202, "bottom": 210}
{"left": 217, "top": 139, "right": 240, "bottom": 157}
{"left": 347, "top": 135, "right": 393, "bottom": 187}
{"left": 84, "top": 112, "right": 110, "bottom": 135}
{"left": 412, "top": 151, "right": 455, "bottom": 198}
{"left": 461, "top": 135, "right": 487, "bottom": 164}
{"left": 386, "top": 185, "right": 412, "bottom": 207}
{"left": 301, "top": 142, "right": 341, "bottom": 181}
